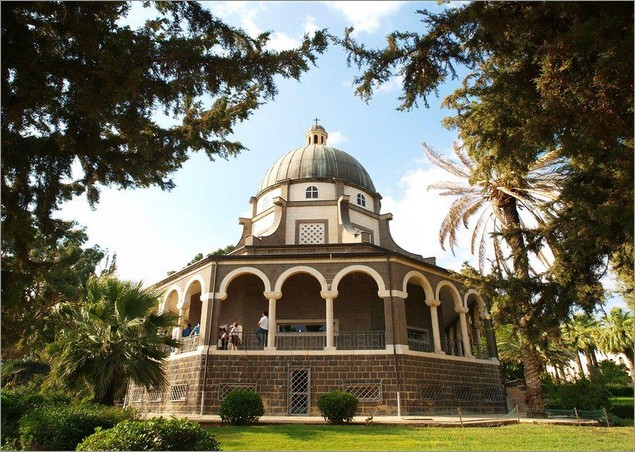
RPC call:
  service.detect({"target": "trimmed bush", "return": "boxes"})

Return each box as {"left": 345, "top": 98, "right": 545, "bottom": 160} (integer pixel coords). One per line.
{"left": 317, "top": 391, "right": 358, "bottom": 424}
{"left": 19, "top": 403, "right": 134, "bottom": 451}
{"left": 219, "top": 390, "right": 264, "bottom": 425}
{"left": 77, "top": 417, "right": 220, "bottom": 451}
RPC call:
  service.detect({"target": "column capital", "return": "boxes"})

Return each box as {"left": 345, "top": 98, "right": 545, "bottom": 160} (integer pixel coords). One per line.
{"left": 454, "top": 306, "right": 469, "bottom": 314}
{"left": 263, "top": 291, "right": 282, "bottom": 300}
{"left": 425, "top": 299, "right": 441, "bottom": 307}
{"left": 320, "top": 290, "right": 338, "bottom": 300}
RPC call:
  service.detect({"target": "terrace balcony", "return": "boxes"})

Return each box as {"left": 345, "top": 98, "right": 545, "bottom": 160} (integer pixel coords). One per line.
{"left": 169, "top": 330, "right": 486, "bottom": 359}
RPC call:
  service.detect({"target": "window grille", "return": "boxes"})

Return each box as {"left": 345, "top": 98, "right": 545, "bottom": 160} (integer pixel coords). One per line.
{"left": 169, "top": 384, "right": 188, "bottom": 402}
{"left": 482, "top": 387, "right": 503, "bottom": 402}
{"left": 147, "top": 387, "right": 163, "bottom": 402}
{"left": 343, "top": 383, "right": 382, "bottom": 401}
{"left": 129, "top": 387, "right": 142, "bottom": 402}
{"left": 218, "top": 383, "right": 257, "bottom": 401}
{"left": 298, "top": 223, "right": 325, "bottom": 244}
{"left": 454, "top": 386, "right": 474, "bottom": 401}
{"left": 288, "top": 367, "right": 310, "bottom": 415}
{"left": 420, "top": 385, "right": 443, "bottom": 401}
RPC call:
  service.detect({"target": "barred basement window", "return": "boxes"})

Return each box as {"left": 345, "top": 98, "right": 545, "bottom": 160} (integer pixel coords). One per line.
{"left": 482, "top": 387, "right": 503, "bottom": 402}
{"left": 343, "top": 383, "right": 382, "bottom": 402}
{"left": 129, "top": 387, "right": 142, "bottom": 402}
{"left": 170, "top": 384, "right": 188, "bottom": 402}
{"left": 148, "top": 388, "right": 163, "bottom": 402}
{"left": 454, "top": 386, "right": 474, "bottom": 401}
{"left": 218, "top": 383, "right": 258, "bottom": 400}
{"left": 420, "top": 385, "right": 443, "bottom": 401}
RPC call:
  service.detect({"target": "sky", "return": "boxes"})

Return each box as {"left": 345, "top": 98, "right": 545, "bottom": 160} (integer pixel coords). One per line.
{"left": 55, "top": 1, "right": 623, "bottom": 309}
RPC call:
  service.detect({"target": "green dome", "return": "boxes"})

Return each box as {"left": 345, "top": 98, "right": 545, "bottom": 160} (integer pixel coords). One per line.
{"left": 258, "top": 144, "right": 377, "bottom": 195}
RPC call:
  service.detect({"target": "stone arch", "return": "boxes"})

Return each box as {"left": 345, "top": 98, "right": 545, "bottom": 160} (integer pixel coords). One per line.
{"left": 179, "top": 275, "right": 206, "bottom": 309}
{"left": 160, "top": 285, "right": 181, "bottom": 314}
{"left": 402, "top": 271, "right": 434, "bottom": 300}
{"left": 217, "top": 267, "right": 272, "bottom": 300}
{"left": 463, "top": 289, "right": 489, "bottom": 317}
{"left": 435, "top": 280, "right": 463, "bottom": 310}
{"left": 331, "top": 265, "right": 387, "bottom": 296}
{"left": 274, "top": 266, "right": 328, "bottom": 293}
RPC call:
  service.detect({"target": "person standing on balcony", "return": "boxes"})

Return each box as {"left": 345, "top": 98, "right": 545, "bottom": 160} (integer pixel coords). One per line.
{"left": 229, "top": 321, "right": 242, "bottom": 350}
{"left": 182, "top": 323, "right": 192, "bottom": 337}
{"left": 255, "top": 311, "right": 269, "bottom": 347}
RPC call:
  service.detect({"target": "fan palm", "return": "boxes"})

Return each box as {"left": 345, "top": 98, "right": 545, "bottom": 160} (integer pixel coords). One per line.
{"left": 596, "top": 307, "right": 634, "bottom": 383}
{"left": 425, "top": 142, "right": 562, "bottom": 409}
{"left": 49, "top": 276, "right": 179, "bottom": 405}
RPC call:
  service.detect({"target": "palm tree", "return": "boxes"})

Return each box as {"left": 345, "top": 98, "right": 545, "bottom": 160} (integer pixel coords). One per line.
{"left": 596, "top": 307, "right": 634, "bottom": 383}
{"left": 425, "top": 142, "right": 562, "bottom": 409}
{"left": 561, "top": 313, "right": 600, "bottom": 379}
{"left": 49, "top": 276, "right": 179, "bottom": 405}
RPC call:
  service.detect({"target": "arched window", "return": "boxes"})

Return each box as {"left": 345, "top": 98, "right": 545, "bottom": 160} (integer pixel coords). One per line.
{"left": 306, "top": 186, "right": 318, "bottom": 199}
{"left": 313, "top": 134, "right": 318, "bottom": 144}
{"left": 357, "top": 193, "right": 366, "bottom": 207}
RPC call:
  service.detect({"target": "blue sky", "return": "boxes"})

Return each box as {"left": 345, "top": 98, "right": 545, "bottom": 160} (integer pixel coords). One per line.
{"left": 55, "top": 1, "right": 623, "bottom": 310}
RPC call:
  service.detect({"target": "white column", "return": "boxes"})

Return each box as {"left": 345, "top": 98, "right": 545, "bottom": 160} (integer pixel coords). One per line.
{"left": 175, "top": 307, "right": 186, "bottom": 340}
{"left": 263, "top": 291, "right": 282, "bottom": 349}
{"left": 425, "top": 299, "right": 444, "bottom": 354}
{"left": 321, "top": 291, "right": 338, "bottom": 351}
{"left": 455, "top": 306, "right": 472, "bottom": 357}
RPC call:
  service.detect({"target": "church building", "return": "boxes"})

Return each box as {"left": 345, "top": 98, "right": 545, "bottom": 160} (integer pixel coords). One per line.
{"left": 126, "top": 124, "right": 507, "bottom": 416}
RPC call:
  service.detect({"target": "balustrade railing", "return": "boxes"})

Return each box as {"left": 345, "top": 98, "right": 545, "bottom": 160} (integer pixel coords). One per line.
{"left": 276, "top": 334, "right": 326, "bottom": 350}
{"left": 335, "top": 331, "right": 386, "bottom": 350}
{"left": 442, "top": 338, "right": 465, "bottom": 357}
{"left": 407, "top": 336, "right": 434, "bottom": 353}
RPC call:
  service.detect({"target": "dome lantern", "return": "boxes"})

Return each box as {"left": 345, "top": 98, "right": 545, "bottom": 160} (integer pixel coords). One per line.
{"left": 305, "top": 119, "right": 328, "bottom": 145}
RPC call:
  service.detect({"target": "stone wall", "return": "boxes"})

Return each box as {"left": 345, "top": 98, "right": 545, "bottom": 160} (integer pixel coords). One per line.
{"left": 127, "top": 351, "right": 506, "bottom": 417}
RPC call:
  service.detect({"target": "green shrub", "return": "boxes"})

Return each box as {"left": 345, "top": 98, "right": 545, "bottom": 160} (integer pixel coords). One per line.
{"left": 317, "top": 391, "right": 358, "bottom": 424}
{"left": 1, "top": 383, "right": 72, "bottom": 447}
{"left": 219, "top": 390, "right": 264, "bottom": 425}
{"left": 19, "top": 403, "right": 134, "bottom": 451}
{"left": 77, "top": 417, "right": 220, "bottom": 451}
{"left": 544, "top": 379, "right": 610, "bottom": 410}
{"left": 606, "top": 385, "right": 634, "bottom": 397}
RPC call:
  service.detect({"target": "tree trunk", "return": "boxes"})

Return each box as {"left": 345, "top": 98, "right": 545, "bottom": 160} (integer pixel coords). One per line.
{"left": 520, "top": 336, "right": 545, "bottom": 410}
{"left": 624, "top": 349, "right": 635, "bottom": 384}
{"left": 95, "top": 384, "right": 116, "bottom": 406}
{"left": 575, "top": 352, "right": 585, "bottom": 379}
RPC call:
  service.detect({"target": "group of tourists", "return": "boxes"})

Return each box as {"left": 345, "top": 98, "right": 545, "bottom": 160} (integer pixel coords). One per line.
{"left": 216, "top": 311, "right": 269, "bottom": 350}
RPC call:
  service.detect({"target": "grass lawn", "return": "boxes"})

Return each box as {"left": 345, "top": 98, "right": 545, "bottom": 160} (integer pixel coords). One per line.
{"left": 209, "top": 423, "right": 634, "bottom": 451}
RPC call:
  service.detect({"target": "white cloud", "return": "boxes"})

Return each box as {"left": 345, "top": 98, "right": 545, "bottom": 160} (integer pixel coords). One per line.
{"left": 304, "top": 16, "right": 319, "bottom": 35}
{"left": 266, "top": 32, "right": 300, "bottom": 51}
{"left": 375, "top": 74, "right": 403, "bottom": 95}
{"left": 381, "top": 165, "right": 478, "bottom": 272}
{"left": 327, "top": 131, "right": 347, "bottom": 146}
{"left": 326, "top": 1, "right": 405, "bottom": 34}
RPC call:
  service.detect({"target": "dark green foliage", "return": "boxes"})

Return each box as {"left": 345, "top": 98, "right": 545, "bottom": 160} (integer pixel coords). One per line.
{"left": 317, "top": 391, "right": 358, "bottom": 424}
{"left": 608, "top": 399, "right": 634, "bottom": 420}
{"left": 1, "top": 383, "right": 72, "bottom": 447}
{"left": 1, "top": 359, "right": 50, "bottom": 387}
{"left": 1, "top": 1, "right": 327, "bottom": 360}
{"left": 77, "top": 417, "right": 220, "bottom": 451}
{"left": 18, "top": 403, "right": 134, "bottom": 451}
{"left": 543, "top": 379, "right": 610, "bottom": 411}
{"left": 219, "top": 390, "right": 264, "bottom": 425}
{"left": 48, "top": 276, "right": 179, "bottom": 405}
